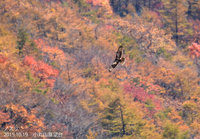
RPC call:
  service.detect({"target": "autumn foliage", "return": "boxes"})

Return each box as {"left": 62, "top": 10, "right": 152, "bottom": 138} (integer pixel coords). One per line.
{"left": 124, "top": 81, "right": 162, "bottom": 114}
{"left": 0, "top": 111, "right": 10, "bottom": 125}
{"left": 86, "top": 0, "right": 109, "bottom": 6}
{"left": 0, "top": 54, "right": 7, "bottom": 63}
{"left": 0, "top": 104, "right": 45, "bottom": 133}
{"left": 23, "top": 56, "right": 59, "bottom": 87}
{"left": 188, "top": 43, "right": 200, "bottom": 59}
{"left": 1, "top": 0, "right": 200, "bottom": 138}
{"left": 34, "top": 39, "right": 66, "bottom": 66}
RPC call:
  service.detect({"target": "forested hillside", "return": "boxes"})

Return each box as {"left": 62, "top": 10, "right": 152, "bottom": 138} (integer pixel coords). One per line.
{"left": 0, "top": 0, "right": 200, "bottom": 138}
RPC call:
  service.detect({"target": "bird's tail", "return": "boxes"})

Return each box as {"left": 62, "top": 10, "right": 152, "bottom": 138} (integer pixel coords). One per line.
{"left": 108, "top": 67, "right": 112, "bottom": 72}
{"left": 120, "top": 57, "right": 125, "bottom": 65}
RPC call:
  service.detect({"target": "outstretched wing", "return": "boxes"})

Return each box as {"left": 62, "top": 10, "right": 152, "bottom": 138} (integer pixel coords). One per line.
{"left": 109, "top": 59, "right": 120, "bottom": 72}
{"left": 109, "top": 46, "right": 125, "bottom": 72}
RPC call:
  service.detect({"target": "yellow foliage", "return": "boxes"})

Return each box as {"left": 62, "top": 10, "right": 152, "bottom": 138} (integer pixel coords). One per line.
{"left": 86, "top": 129, "right": 98, "bottom": 139}
{"left": 0, "top": 24, "right": 17, "bottom": 57}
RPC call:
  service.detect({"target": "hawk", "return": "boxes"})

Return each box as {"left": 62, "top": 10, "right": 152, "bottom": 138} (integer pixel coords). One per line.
{"left": 109, "top": 45, "right": 125, "bottom": 72}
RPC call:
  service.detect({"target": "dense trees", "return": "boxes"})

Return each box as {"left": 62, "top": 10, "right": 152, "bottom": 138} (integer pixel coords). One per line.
{"left": 23, "top": 56, "right": 59, "bottom": 87}
{"left": 160, "top": 0, "right": 193, "bottom": 48}
{"left": 187, "top": 0, "right": 200, "bottom": 19}
{"left": 0, "top": 0, "right": 200, "bottom": 138}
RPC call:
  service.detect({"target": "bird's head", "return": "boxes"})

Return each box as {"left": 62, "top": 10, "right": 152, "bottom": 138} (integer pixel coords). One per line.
{"left": 119, "top": 45, "right": 123, "bottom": 51}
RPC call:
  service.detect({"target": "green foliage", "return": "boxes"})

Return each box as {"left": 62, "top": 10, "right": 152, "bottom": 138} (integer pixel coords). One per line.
{"left": 51, "top": 98, "right": 59, "bottom": 104}
{"left": 28, "top": 40, "right": 41, "bottom": 58}
{"left": 182, "top": 101, "right": 198, "bottom": 124}
{"left": 108, "top": 80, "right": 120, "bottom": 92}
{"left": 160, "top": 0, "right": 193, "bottom": 47}
{"left": 74, "top": 0, "right": 91, "bottom": 12}
{"left": 81, "top": 10, "right": 101, "bottom": 23}
{"left": 16, "top": 28, "right": 28, "bottom": 55}
{"left": 34, "top": 88, "right": 43, "bottom": 93}
{"left": 63, "top": 1, "right": 68, "bottom": 7}
{"left": 156, "top": 108, "right": 172, "bottom": 120}
{"left": 163, "top": 122, "right": 189, "bottom": 139}
{"left": 101, "top": 98, "right": 124, "bottom": 136}
{"left": 115, "top": 33, "right": 137, "bottom": 49}
{"left": 163, "top": 122, "right": 180, "bottom": 139}
{"left": 131, "top": 77, "right": 140, "bottom": 85}
{"left": 100, "top": 98, "right": 140, "bottom": 137}
{"left": 145, "top": 99, "right": 155, "bottom": 111}
{"left": 16, "top": 28, "right": 41, "bottom": 57}
{"left": 99, "top": 79, "right": 120, "bottom": 92}
{"left": 26, "top": 71, "right": 48, "bottom": 95}
{"left": 82, "top": 66, "right": 93, "bottom": 78}
{"left": 133, "top": 121, "right": 146, "bottom": 137}
{"left": 115, "top": 33, "right": 145, "bottom": 63}
{"left": 1, "top": 0, "right": 200, "bottom": 138}
{"left": 156, "top": 47, "right": 172, "bottom": 60}
{"left": 26, "top": 71, "right": 34, "bottom": 81}
{"left": 129, "top": 48, "right": 145, "bottom": 63}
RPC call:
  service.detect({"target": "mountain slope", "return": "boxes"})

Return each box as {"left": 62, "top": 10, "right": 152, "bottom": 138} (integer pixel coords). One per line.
{"left": 0, "top": 0, "right": 200, "bottom": 138}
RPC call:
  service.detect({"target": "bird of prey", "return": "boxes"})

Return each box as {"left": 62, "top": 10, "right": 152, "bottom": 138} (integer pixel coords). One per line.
{"left": 109, "top": 45, "right": 125, "bottom": 72}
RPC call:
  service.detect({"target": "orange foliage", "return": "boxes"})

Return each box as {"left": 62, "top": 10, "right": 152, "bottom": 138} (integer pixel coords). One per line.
{"left": 0, "top": 54, "right": 7, "bottom": 63}
{"left": 23, "top": 55, "right": 37, "bottom": 68}
{"left": 24, "top": 55, "right": 59, "bottom": 87}
{"left": 1, "top": 104, "right": 45, "bottom": 133}
{"left": 188, "top": 43, "right": 200, "bottom": 59}
{"left": 86, "top": 0, "right": 109, "bottom": 6}
{"left": 167, "top": 108, "right": 190, "bottom": 133}
{"left": 85, "top": 0, "right": 112, "bottom": 14}
{"left": 151, "top": 67, "right": 176, "bottom": 85}
{"left": 34, "top": 39, "right": 66, "bottom": 66}
{"left": 0, "top": 111, "right": 10, "bottom": 125}
{"left": 190, "top": 120, "right": 200, "bottom": 136}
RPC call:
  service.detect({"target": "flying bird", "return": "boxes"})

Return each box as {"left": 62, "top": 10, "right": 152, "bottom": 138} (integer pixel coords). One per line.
{"left": 109, "top": 45, "right": 125, "bottom": 72}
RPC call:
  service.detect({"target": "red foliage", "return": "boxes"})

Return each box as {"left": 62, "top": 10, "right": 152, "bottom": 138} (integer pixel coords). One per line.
{"left": 34, "top": 39, "right": 66, "bottom": 66}
{"left": 24, "top": 56, "right": 59, "bottom": 87}
{"left": 34, "top": 39, "right": 46, "bottom": 48}
{"left": 188, "top": 43, "right": 200, "bottom": 59}
{"left": 105, "top": 25, "right": 115, "bottom": 30}
{"left": 23, "top": 55, "right": 37, "bottom": 67}
{"left": 124, "top": 83, "right": 154, "bottom": 102}
{"left": 0, "top": 54, "right": 7, "bottom": 63}
{"left": 124, "top": 82, "right": 162, "bottom": 114}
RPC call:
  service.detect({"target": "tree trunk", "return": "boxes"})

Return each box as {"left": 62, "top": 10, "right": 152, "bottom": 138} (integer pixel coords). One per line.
{"left": 175, "top": 0, "right": 179, "bottom": 47}
{"left": 66, "top": 63, "right": 71, "bottom": 83}
{"left": 187, "top": 1, "right": 192, "bottom": 16}
{"left": 119, "top": 104, "right": 125, "bottom": 136}
{"left": 149, "top": 0, "right": 151, "bottom": 9}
